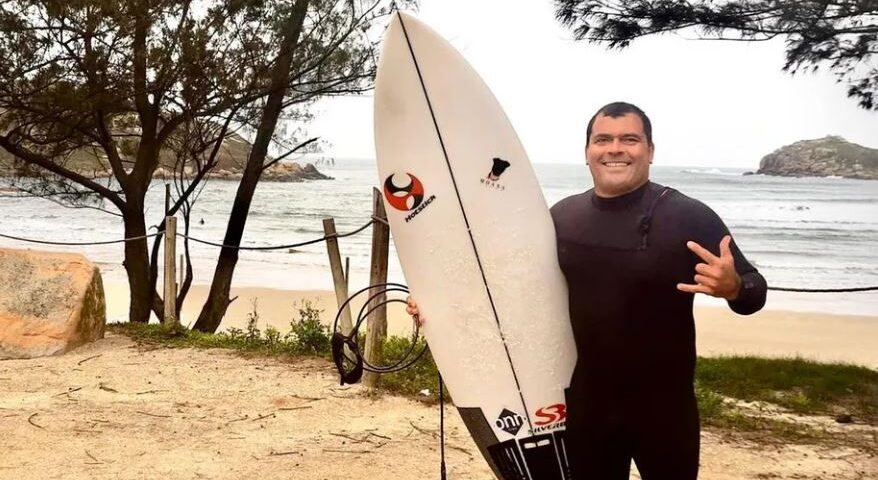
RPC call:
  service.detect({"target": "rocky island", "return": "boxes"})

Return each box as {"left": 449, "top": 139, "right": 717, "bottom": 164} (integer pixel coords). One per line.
{"left": 0, "top": 132, "right": 332, "bottom": 182}
{"left": 756, "top": 136, "right": 878, "bottom": 180}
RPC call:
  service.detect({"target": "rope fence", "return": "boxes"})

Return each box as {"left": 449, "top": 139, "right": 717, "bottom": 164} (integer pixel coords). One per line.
{"left": 0, "top": 222, "right": 876, "bottom": 293}
{"left": 0, "top": 219, "right": 375, "bottom": 250}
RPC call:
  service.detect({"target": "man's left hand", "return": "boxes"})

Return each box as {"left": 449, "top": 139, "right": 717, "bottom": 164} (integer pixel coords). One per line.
{"left": 677, "top": 235, "right": 741, "bottom": 300}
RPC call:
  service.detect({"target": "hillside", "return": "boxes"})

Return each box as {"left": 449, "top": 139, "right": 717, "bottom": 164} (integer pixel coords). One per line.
{"left": 757, "top": 136, "right": 878, "bottom": 180}
{"left": 0, "top": 132, "right": 330, "bottom": 182}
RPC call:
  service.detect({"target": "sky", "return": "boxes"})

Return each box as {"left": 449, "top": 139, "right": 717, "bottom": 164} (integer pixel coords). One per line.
{"left": 306, "top": 0, "right": 878, "bottom": 168}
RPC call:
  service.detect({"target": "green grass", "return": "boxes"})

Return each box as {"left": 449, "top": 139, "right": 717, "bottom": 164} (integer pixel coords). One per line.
{"left": 377, "top": 336, "right": 448, "bottom": 401}
{"left": 696, "top": 356, "right": 878, "bottom": 419}
{"left": 109, "top": 299, "right": 333, "bottom": 358}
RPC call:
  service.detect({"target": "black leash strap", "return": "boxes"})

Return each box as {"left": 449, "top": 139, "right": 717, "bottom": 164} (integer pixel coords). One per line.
{"left": 330, "top": 282, "right": 428, "bottom": 385}
{"left": 439, "top": 373, "right": 447, "bottom": 480}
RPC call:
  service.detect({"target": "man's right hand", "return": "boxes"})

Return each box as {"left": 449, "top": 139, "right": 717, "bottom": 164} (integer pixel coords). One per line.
{"left": 405, "top": 296, "right": 424, "bottom": 325}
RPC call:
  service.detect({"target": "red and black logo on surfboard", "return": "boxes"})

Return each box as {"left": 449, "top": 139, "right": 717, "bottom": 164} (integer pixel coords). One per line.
{"left": 384, "top": 173, "right": 425, "bottom": 211}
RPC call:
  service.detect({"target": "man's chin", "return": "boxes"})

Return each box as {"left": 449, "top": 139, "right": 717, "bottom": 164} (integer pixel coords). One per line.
{"left": 594, "top": 176, "right": 645, "bottom": 197}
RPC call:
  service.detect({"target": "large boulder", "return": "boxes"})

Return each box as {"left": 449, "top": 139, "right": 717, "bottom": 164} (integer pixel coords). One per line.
{"left": 0, "top": 248, "right": 106, "bottom": 359}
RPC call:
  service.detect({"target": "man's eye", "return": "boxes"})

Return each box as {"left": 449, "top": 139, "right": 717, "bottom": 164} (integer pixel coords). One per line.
{"left": 623, "top": 137, "right": 639, "bottom": 144}
{"left": 594, "top": 138, "right": 610, "bottom": 144}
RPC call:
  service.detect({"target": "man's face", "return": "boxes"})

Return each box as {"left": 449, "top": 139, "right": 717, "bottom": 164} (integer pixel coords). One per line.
{"left": 585, "top": 113, "right": 654, "bottom": 198}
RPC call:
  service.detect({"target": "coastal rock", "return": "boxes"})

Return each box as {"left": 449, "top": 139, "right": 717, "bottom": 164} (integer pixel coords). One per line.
{"left": 146, "top": 161, "right": 332, "bottom": 182}
{"left": 262, "top": 162, "right": 333, "bottom": 181}
{"left": 0, "top": 129, "right": 331, "bottom": 183}
{"left": 757, "top": 136, "right": 878, "bottom": 180}
{"left": 0, "top": 248, "right": 106, "bottom": 359}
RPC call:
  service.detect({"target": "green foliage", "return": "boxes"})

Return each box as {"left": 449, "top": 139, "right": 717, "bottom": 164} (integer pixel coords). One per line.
{"left": 378, "top": 336, "right": 448, "bottom": 402}
{"left": 695, "top": 380, "right": 726, "bottom": 421}
{"left": 109, "top": 297, "right": 332, "bottom": 356}
{"left": 695, "top": 356, "right": 878, "bottom": 418}
{"left": 286, "top": 300, "right": 332, "bottom": 356}
{"left": 555, "top": 0, "right": 878, "bottom": 110}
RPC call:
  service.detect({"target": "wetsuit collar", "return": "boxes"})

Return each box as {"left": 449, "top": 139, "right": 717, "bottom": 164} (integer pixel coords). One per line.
{"left": 591, "top": 181, "right": 652, "bottom": 210}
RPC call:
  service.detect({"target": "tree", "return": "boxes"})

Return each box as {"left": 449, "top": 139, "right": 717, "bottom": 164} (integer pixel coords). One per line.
{"left": 0, "top": 0, "right": 412, "bottom": 328}
{"left": 555, "top": 0, "right": 878, "bottom": 110}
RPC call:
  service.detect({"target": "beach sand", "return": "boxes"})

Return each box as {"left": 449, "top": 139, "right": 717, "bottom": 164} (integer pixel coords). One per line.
{"left": 2, "top": 282, "right": 871, "bottom": 479}
{"left": 106, "top": 282, "right": 878, "bottom": 368}
{"left": 1, "top": 333, "right": 875, "bottom": 480}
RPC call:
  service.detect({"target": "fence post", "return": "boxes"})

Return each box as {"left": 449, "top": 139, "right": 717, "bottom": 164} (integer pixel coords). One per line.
{"left": 324, "top": 218, "right": 354, "bottom": 340}
{"left": 364, "top": 187, "right": 390, "bottom": 388}
{"left": 164, "top": 216, "right": 177, "bottom": 326}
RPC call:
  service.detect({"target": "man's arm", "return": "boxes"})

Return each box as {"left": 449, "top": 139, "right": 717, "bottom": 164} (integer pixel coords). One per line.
{"left": 675, "top": 199, "right": 767, "bottom": 315}
{"left": 729, "top": 266, "right": 767, "bottom": 315}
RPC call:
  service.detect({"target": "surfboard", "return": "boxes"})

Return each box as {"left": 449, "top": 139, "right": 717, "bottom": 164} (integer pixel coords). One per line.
{"left": 373, "top": 12, "right": 577, "bottom": 479}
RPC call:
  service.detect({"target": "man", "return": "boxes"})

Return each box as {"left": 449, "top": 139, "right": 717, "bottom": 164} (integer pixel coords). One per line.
{"left": 408, "top": 101, "right": 767, "bottom": 479}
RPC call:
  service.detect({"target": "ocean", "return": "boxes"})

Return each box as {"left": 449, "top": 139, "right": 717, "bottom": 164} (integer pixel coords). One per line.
{"left": 1, "top": 160, "right": 876, "bottom": 316}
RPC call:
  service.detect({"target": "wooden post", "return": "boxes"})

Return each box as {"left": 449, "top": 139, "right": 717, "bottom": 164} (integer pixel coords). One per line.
{"left": 323, "top": 218, "right": 353, "bottom": 339}
{"left": 164, "top": 216, "right": 177, "bottom": 326}
{"left": 364, "top": 187, "right": 390, "bottom": 388}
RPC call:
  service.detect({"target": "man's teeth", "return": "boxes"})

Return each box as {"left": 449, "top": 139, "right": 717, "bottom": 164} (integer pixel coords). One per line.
{"left": 604, "top": 162, "right": 629, "bottom": 167}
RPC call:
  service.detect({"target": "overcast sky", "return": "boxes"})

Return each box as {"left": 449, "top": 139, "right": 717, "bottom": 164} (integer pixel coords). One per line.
{"left": 306, "top": 0, "right": 877, "bottom": 168}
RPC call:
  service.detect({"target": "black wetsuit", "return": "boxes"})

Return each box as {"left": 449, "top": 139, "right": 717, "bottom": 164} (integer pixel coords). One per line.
{"left": 550, "top": 181, "right": 766, "bottom": 480}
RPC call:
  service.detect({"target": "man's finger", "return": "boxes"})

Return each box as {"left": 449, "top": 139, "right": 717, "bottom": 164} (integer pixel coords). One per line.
{"left": 686, "top": 241, "right": 719, "bottom": 264}
{"left": 719, "top": 235, "right": 733, "bottom": 260}
{"left": 677, "top": 282, "right": 711, "bottom": 295}
{"left": 694, "top": 263, "right": 714, "bottom": 276}
{"left": 694, "top": 274, "right": 717, "bottom": 289}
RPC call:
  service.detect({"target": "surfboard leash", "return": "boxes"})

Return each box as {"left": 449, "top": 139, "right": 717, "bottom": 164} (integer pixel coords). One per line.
{"left": 331, "top": 281, "right": 448, "bottom": 479}
{"left": 439, "top": 373, "right": 447, "bottom": 480}
{"left": 330, "top": 282, "right": 428, "bottom": 384}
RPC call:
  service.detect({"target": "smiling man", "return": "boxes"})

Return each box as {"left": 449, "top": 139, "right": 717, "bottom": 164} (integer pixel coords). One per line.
{"left": 550, "top": 102, "right": 767, "bottom": 479}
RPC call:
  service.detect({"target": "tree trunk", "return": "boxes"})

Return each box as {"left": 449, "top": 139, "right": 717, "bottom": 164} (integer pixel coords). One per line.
{"left": 121, "top": 195, "right": 153, "bottom": 324}
{"left": 193, "top": 0, "right": 311, "bottom": 333}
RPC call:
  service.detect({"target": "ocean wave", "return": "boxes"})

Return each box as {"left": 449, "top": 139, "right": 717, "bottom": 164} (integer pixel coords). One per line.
{"left": 680, "top": 168, "right": 742, "bottom": 176}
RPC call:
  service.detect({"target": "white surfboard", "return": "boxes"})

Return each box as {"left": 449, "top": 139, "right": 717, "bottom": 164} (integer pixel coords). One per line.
{"left": 374, "top": 12, "right": 577, "bottom": 479}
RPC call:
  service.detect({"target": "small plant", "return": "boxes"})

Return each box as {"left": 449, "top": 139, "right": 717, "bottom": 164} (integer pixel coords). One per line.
{"left": 244, "top": 298, "right": 261, "bottom": 344}
{"left": 287, "top": 300, "right": 331, "bottom": 355}
{"left": 695, "top": 380, "right": 726, "bottom": 421}
{"left": 224, "top": 327, "right": 244, "bottom": 341}
{"left": 264, "top": 326, "right": 282, "bottom": 350}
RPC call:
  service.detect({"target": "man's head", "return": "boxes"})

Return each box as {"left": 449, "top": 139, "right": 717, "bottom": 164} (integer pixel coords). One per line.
{"left": 585, "top": 102, "right": 654, "bottom": 198}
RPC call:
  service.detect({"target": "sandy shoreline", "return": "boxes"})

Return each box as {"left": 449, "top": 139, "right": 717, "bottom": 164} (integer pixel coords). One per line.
{"left": 2, "top": 282, "right": 875, "bottom": 479}
{"left": 106, "top": 282, "right": 878, "bottom": 369}
{"left": 1, "top": 334, "right": 875, "bottom": 480}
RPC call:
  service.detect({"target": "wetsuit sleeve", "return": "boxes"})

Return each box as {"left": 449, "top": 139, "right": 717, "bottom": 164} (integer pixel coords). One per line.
{"left": 726, "top": 240, "right": 767, "bottom": 315}
{"left": 684, "top": 198, "right": 767, "bottom": 315}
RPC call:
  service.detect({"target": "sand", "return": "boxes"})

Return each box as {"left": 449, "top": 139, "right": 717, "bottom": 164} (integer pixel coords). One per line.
{"left": 1, "top": 333, "right": 875, "bottom": 480}
{"left": 1, "top": 282, "right": 873, "bottom": 479}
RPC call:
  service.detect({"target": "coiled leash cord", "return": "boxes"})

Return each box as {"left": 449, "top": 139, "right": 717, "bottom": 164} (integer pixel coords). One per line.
{"left": 330, "top": 282, "right": 428, "bottom": 383}
{"left": 330, "top": 282, "right": 447, "bottom": 479}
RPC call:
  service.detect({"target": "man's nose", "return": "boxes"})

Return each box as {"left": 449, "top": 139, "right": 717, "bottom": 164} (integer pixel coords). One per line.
{"left": 608, "top": 138, "right": 624, "bottom": 153}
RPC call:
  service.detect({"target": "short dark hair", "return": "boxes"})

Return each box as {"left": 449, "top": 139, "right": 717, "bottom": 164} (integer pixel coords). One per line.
{"left": 586, "top": 102, "right": 653, "bottom": 147}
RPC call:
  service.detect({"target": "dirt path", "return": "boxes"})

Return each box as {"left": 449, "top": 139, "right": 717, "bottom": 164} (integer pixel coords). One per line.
{"left": 1, "top": 334, "right": 874, "bottom": 479}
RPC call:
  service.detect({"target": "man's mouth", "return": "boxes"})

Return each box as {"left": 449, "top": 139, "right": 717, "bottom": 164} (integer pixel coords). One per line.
{"left": 602, "top": 161, "right": 630, "bottom": 167}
